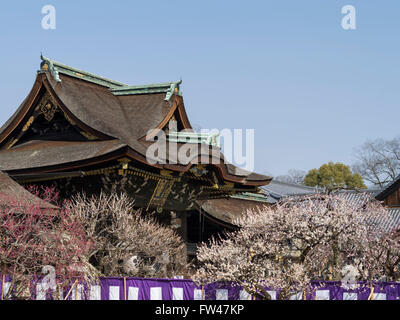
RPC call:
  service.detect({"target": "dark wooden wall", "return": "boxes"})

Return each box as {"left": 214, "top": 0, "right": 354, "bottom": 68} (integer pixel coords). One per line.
{"left": 384, "top": 187, "right": 400, "bottom": 207}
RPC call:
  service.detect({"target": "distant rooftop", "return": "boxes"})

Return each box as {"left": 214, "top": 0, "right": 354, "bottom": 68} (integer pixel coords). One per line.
{"left": 371, "top": 207, "right": 400, "bottom": 233}
{"left": 261, "top": 180, "right": 322, "bottom": 203}
{"left": 261, "top": 179, "right": 382, "bottom": 204}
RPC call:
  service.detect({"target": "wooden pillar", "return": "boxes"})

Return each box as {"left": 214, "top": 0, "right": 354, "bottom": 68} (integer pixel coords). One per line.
{"left": 170, "top": 211, "right": 188, "bottom": 259}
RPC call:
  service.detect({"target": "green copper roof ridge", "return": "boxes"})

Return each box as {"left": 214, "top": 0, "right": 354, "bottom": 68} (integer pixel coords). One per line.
{"left": 39, "top": 55, "right": 183, "bottom": 100}
{"left": 230, "top": 192, "right": 270, "bottom": 203}
{"left": 40, "top": 55, "right": 127, "bottom": 87}
{"left": 111, "top": 80, "right": 182, "bottom": 101}
{"left": 110, "top": 80, "right": 182, "bottom": 91}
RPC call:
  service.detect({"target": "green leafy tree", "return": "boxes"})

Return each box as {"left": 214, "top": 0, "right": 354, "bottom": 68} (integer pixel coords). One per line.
{"left": 304, "top": 162, "right": 366, "bottom": 190}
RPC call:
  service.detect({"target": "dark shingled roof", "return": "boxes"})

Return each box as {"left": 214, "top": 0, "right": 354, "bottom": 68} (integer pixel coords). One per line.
{"left": 0, "top": 139, "right": 126, "bottom": 171}
{"left": 47, "top": 73, "right": 172, "bottom": 157}
{"left": 0, "top": 57, "right": 272, "bottom": 186}
{"left": 196, "top": 196, "right": 269, "bottom": 226}
{"left": 0, "top": 170, "right": 57, "bottom": 209}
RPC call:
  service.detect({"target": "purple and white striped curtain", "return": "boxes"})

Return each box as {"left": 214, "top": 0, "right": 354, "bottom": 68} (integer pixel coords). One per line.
{"left": 1, "top": 276, "right": 400, "bottom": 300}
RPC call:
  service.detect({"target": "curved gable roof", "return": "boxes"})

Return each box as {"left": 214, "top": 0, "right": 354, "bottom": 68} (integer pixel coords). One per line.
{"left": 47, "top": 72, "right": 174, "bottom": 156}
{"left": 0, "top": 57, "right": 272, "bottom": 187}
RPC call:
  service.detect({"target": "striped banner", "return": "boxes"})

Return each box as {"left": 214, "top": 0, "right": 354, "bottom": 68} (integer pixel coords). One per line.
{"left": 0, "top": 276, "right": 399, "bottom": 300}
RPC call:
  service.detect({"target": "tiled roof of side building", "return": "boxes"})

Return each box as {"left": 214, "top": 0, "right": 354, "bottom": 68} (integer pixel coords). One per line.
{"left": 280, "top": 189, "right": 382, "bottom": 208}
{"left": 367, "top": 207, "right": 400, "bottom": 233}
{"left": 333, "top": 189, "right": 382, "bottom": 207}
{"left": 382, "top": 207, "right": 400, "bottom": 232}
{"left": 261, "top": 179, "right": 383, "bottom": 205}
{"left": 260, "top": 180, "right": 322, "bottom": 203}
{"left": 260, "top": 178, "right": 400, "bottom": 234}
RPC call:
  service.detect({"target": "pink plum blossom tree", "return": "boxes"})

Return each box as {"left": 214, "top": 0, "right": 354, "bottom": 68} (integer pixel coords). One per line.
{"left": 0, "top": 187, "right": 98, "bottom": 300}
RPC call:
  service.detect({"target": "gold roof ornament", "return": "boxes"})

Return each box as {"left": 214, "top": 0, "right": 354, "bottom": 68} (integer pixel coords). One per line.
{"left": 40, "top": 102, "right": 57, "bottom": 121}
{"left": 160, "top": 169, "right": 173, "bottom": 177}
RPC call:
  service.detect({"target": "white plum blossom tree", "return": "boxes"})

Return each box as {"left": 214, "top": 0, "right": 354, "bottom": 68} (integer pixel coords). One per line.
{"left": 194, "top": 194, "right": 400, "bottom": 300}
{"left": 68, "top": 192, "right": 188, "bottom": 279}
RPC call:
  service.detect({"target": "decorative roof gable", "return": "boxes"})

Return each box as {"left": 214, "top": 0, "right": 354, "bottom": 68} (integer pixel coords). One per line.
{"left": 0, "top": 56, "right": 272, "bottom": 188}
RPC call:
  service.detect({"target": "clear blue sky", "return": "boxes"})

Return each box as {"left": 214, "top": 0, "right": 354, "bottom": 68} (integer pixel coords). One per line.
{"left": 0, "top": 1, "right": 398, "bottom": 177}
